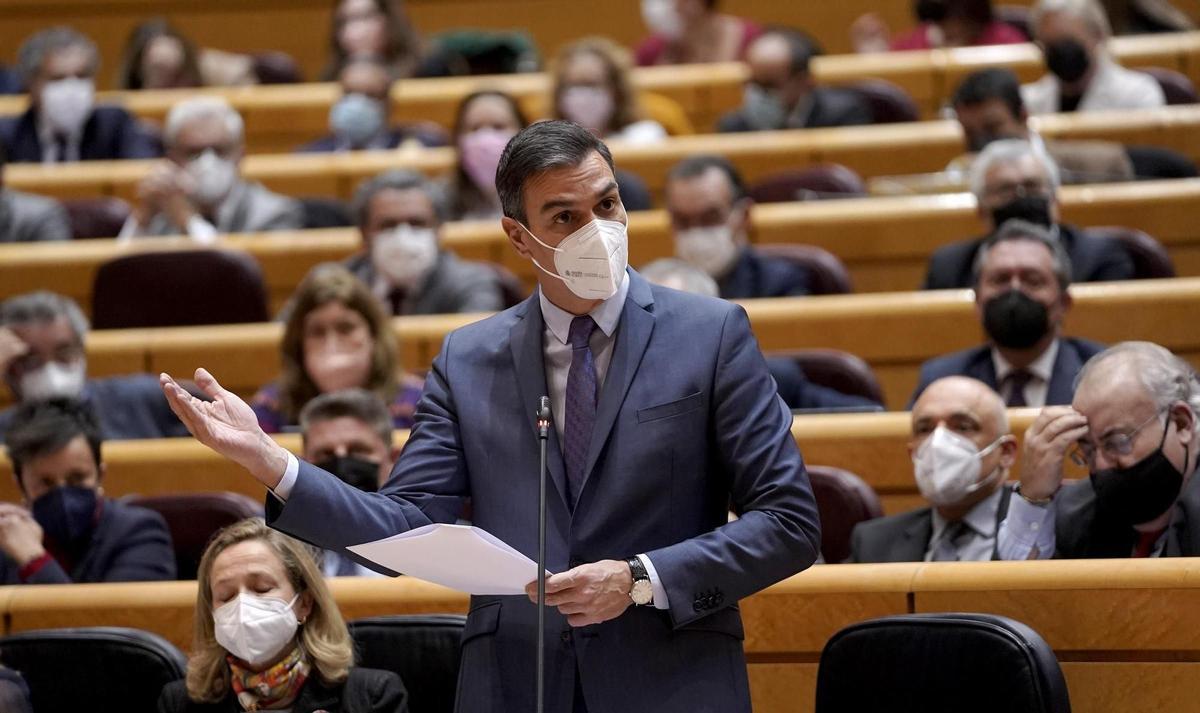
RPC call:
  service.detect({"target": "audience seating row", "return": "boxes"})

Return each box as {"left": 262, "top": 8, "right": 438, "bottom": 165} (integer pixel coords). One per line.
{"left": 0, "top": 557, "right": 1196, "bottom": 713}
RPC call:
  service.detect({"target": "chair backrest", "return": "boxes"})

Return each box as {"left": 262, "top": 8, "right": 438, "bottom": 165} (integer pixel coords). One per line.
{"left": 771, "top": 348, "right": 885, "bottom": 406}
{"left": 753, "top": 243, "right": 853, "bottom": 294}
{"left": 483, "top": 262, "right": 530, "bottom": 309}
{"left": 816, "top": 613, "right": 1071, "bottom": 713}
{"left": 843, "top": 79, "right": 920, "bottom": 124}
{"left": 0, "top": 627, "right": 186, "bottom": 713}
{"left": 806, "top": 465, "right": 884, "bottom": 563}
{"left": 252, "top": 51, "right": 303, "bottom": 84}
{"left": 1086, "top": 225, "right": 1176, "bottom": 279}
{"left": 348, "top": 615, "right": 466, "bottom": 713}
{"left": 748, "top": 164, "right": 867, "bottom": 204}
{"left": 300, "top": 197, "right": 353, "bottom": 229}
{"left": 1140, "top": 67, "right": 1198, "bottom": 105}
{"left": 62, "top": 197, "right": 131, "bottom": 240}
{"left": 91, "top": 249, "right": 269, "bottom": 328}
{"left": 1125, "top": 144, "right": 1199, "bottom": 179}
{"left": 125, "top": 492, "right": 264, "bottom": 580}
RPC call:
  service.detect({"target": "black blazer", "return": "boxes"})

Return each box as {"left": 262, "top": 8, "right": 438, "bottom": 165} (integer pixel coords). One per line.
{"left": 921, "top": 224, "right": 1136, "bottom": 290}
{"left": 0, "top": 105, "right": 161, "bottom": 163}
{"left": 158, "top": 667, "right": 408, "bottom": 713}
{"left": 717, "top": 87, "right": 874, "bottom": 132}
{"left": 909, "top": 337, "right": 1106, "bottom": 408}
{"left": 847, "top": 485, "right": 1015, "bottom": 563}
{"left": 766, "top": 358, "right": 880, "bottom": 411}
{"left": 718, "top": 248, "right": 811, "bottom": 300}
{"left": 295, "top": 125, "right": 447, "bottom": 153}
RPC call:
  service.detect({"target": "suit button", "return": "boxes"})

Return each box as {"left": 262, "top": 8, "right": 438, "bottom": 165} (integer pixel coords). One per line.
{"left": 561, "top": 631, "right": 572, "bottom": 644}
{"left": 692, "top": 599, "right": 703, "bottom": 613}
{"left": 714, "top": 592, "right": 725, "bottom": 606}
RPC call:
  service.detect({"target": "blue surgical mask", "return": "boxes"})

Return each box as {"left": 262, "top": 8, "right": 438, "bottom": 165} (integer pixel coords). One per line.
{"left": 329, "top": 93, "right": 386, "bottom": 148}
{"left": 32, "top": 486, "right": 98, "bottom": 550}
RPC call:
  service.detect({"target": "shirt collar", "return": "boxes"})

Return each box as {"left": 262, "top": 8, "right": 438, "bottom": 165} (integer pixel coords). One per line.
{"left": 930, "top": 484, "right": 1006, "bottom": 541}
{"left": 992, "top": 338, "right": 1059, "bottom": 384}
{"left": 538, "top": 269, "right": 629, "bottom": 345}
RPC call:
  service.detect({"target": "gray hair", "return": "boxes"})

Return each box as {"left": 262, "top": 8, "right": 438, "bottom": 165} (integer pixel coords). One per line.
{"left": 1076, "top": 342, "right": 1200, "bottom": 427}
{"left": 969, "top": 139, "right": 1061, "bottom": 201}
{"left": 164, "top": 96, "right": 245, "bottom": 148}
{"left": 0, "top": 291, "right": 90, "bottom": 344}
{"left": 350, "top": 169, "right": 446, "bottom": 228}
{"left": 496, "top": 120, "right": 614, "bottom": 224}
{"left": 640, "top": 258, "right": 720, "bottom": 297}
{"left": 972, "top": 218, "right": 1073, "bottom": 290}
{"left": 1031, "top": 0, "right": 1113, "bottom": 40}
{"left": 17, "top": 26, "right": 99, "bottom": 87}
{"left": 299, "top": 388, "right": 394, "bottom": 449}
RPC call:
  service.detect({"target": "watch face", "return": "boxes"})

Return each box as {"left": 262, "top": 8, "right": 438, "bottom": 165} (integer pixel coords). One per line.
{"left": 631, "top": 579, "right": 654, "bottom": 606}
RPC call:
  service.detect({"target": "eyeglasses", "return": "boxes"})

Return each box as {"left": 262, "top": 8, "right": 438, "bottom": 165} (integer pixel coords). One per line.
{"left": 1068, "top": 408, "right": 1165, "bottom": 468}
{"left": 984, "top": 181, "right": 1051, "bottom": 205}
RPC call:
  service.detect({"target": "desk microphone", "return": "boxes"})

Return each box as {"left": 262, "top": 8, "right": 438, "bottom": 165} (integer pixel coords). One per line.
{"left": 535, "top": 395, "right": 551, "bottom": 713}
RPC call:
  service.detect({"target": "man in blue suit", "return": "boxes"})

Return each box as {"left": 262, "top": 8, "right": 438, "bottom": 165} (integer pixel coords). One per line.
{"left": 161, "top": 120, "right": 820, "bottom": 713}
{"left": 911, "top": 219, "right": 1104, "bottom": 409}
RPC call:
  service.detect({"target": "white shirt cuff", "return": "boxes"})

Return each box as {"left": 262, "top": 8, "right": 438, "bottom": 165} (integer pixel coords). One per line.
{"left": 271, "top": 453, "right": 300, "bottom": 501}
{"left": 116, "top": 215, "right": 140, "bottom": 242}
{"left": 186, "top": 215, "right": 219, "bottom": 245}
{"left": 996, "top": 493, "right": 1056, "bottom": 560}
{"left": 637, "top": 553, "right": 670, "bottom": 610}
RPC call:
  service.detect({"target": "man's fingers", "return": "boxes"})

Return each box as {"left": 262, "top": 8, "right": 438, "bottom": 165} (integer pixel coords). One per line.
{"left": 1038, "top": 413, "right": 1089, "bottom": 446}
{"left": 193, "top": 368, "right": 229, "bottom": 400}
{"left": 544, "top": 570, "right": 577, "bottom": 594}
{"left": 160, "top": 374, "right": 206, "bottom": 434}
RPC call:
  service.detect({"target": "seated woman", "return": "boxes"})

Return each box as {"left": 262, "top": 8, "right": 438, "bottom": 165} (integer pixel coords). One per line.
{"left": 852, "top": 0, "right": 1028, "bottom": 52}
{"left": 634, "top": 0, "right": 762, "bottom": 66}
{"left": 322, "top": 0, "right": 422, "bottom": 81}
{"left": 116, "top": 19, "right": 204, "bottom": 90}
{"left": 158, "top": 518, "right": 408, "bottom": 712}
{"left": 252, "top": 264, "right": 423, "bottom": 433}
{"left": 443, "top": 90, "right": 527, "bottom": 222}
{"left": 551, "top": 37, "right": 667, "bottom": 145}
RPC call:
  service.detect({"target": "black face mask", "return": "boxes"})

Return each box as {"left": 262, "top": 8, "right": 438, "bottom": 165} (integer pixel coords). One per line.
{"left": 915, "top": 0, "right": 949, "bottom": 23}
{"left": 982, "top": 289, "right": 1050, "bottom": 350}
{"left": 31, "top": 486, "right": 98, "bottom": 551}
{"left": 991, "top": 195, "right": 1053, "bottom": 230}
{"left": 315, "top": 455, "right": 382, "bottom": 493}
{"left": 1090, "top": 418, "right": 1187, "bottom": 527}
{"left": 1044, "top": 39, "right": 1091, "bottom": 83}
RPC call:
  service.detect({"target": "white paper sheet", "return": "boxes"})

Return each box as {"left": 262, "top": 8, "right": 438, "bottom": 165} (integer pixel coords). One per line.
{"left": 347, "top": 523, "right": 545, "bottom": 595}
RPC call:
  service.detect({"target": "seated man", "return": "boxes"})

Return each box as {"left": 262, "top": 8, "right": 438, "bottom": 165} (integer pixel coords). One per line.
{"left": 297, "top": 56, "right": 446, "bottom": 153}
{"left": 0, "top": 291, "right": 190, "bottom": 441}
{"left": 911, "top": 220, "right": 1104, "bottom": 408}
{"left": 119, "top": 96, "right": 302, "bottom": 243}
{"left": 0, "top": 27, "right": 160, "bottom": 163}
{"left": 718, "top": 28, "right": 872, "bottom": 132}
{"left": 949, "top": 67, "right": 1134, "bottom": 184}
{"left": 849, "top": 376, "right": 1017, "bottom": 562}
{"left": 0, "top": 399, "right": 175, "bottom": 583}
{"left": 640, "top": 257, "right": 876, "bottom": 412}
{"left": 1000, "top": 341, "right": 1200, "bottom": 558}
{"left": 923, "top": 139, "right": 1135, "bottom": 289}
{"left": 0, "top": 143, "right": 71, "bottom": 242}
{"left": 299, "top": 389, "right": 400, "bottom": 577}
{"left": 345, "top": 169, "right": 506, "bottom": 315}
{"left": 665, "top": 155, "right": 811, "bottom": 299}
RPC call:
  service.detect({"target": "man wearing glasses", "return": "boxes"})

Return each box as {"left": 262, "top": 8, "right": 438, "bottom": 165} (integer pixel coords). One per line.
{"left": 998, "top": 341, "right": 1200, "bottom": 558}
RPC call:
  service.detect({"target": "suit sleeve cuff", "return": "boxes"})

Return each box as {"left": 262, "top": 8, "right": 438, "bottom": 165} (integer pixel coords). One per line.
{"left": 271, "top": 453, "right": 300, "bottom": 501}
{"left": 638, "top": 553, "right": 670, "bottom": 610}
{"left": 186, "top": 215, "right": 219, "bottom": 245}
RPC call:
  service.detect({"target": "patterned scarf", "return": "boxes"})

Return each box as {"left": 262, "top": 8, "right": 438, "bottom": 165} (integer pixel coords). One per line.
{"left": 227, "top": 646, "right": 311, "bottom": 711}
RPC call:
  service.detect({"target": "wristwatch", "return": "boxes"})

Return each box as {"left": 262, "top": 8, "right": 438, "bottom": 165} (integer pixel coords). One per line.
{"left": 626, "top": 557, "right": 654, "bottom": 606}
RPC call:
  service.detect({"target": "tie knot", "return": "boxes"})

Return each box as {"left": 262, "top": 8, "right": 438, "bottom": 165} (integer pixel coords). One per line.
{"left": 568, "top": 316, "right": 597, "bottom": 350}
{"left": 1006, "top": 369, "right": 1032, "bottom": 389}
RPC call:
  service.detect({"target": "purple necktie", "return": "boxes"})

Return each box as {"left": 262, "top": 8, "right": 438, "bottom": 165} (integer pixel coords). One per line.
{"left": 563, "top": 316, "right": 598, "bottom": 509}
{"left": 1005, "top": 370, "right": 1032, "bottom": 408}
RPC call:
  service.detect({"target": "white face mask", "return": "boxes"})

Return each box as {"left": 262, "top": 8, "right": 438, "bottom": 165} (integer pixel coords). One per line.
{"left": 641, "top": 0, "right": 684, "bottom": 40}
{"left": 371, "top": 224, "right": 439, "bottom": 291}
{"left": 560, "top": 86, "right": 615, "bottom": 134}
{"left": 40, "top": 77, "right": 94, "bottom": 136}
{"left": 20, "top": 360, "right": 86, "bottom": 402}
{"left": 213, "top": 592, "right": 300, "bottom": 666}
{"left": 675, "top": 224, "right": 741, "bottom": 278}
{"left": 187, "top": 149, "right": 238, "bottom": 206}
{"left": 913, "top": 426, "right": 1005, "bottom": 507}
{"left": 522, "top": 218, "right": 628, "bottom": 300}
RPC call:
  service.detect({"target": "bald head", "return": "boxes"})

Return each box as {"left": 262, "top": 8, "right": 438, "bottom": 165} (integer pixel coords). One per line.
{"left": 912, "top": 376, "right": 1010, "bottom": 449}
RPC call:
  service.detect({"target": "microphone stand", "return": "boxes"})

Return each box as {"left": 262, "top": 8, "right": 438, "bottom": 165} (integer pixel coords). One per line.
{"left": 535, "top": 396, "right": 551, "bottom": 713}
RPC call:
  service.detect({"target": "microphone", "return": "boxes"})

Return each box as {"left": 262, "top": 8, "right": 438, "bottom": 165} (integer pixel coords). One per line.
{"left": 535, "top": 395, "right": 551, "bottom": 713}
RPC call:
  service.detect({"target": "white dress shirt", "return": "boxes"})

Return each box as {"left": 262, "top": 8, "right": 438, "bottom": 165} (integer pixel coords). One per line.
{"left": 924, "top": 486, "right": 1005, "bottom": 561}
{"left": 991, "top": 339, "right": 1059, "bottom": 408}
{"left": 37, "top": 118, "right": 82, "bottom": 164}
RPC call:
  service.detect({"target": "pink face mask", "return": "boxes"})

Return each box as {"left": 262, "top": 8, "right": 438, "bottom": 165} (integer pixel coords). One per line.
{"left": 458, "top": 128, "right": 514, "bottom": 195}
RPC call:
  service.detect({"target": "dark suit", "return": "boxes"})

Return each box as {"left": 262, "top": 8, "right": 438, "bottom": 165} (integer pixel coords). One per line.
{"left": 0, "top": 374, "right": 192, "bottom": 443}
{"left": 766, "top": 358, "right": 880, "bottom": 411}
{"left": 847, "top": 486, "right": 1014, "bottom": 562}
{"left": 1051, "top": 469, "right": 1200, "bottom": 558}
{"left": 717, "top": 87, "right": 874, "bottom": 132}
{"left": 296, "top": 125, "right": 447, "bottom": 153}
{"left": 718, "top": 248, "right": 811, "bottom": 300}
{"left": 0, "top": 106, "right": 161, "bottom": 163}
{"left": 0, "top": 498, "right": 175, "bottom": 584}
{"left": 344, "top": 250, "right": 507, "bottom": 315}
{"left": 909, "top": 338, "right": 1106, "bottom": 408}
{"left": 267, "top": 269, "right": 820, "bottom": 712}
{"left": 158, "top": 667, "right": 408, "bottom": 713}
{"left": 922, "top": 223, "right": 1135, "bottom": 290}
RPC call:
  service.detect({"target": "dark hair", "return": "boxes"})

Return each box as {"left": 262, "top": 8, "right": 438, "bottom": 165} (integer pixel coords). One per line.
{"left": 351, "top": 168, "right": 445, "bottom": 229}
{"left": 17, "top": 26, "right": 99, "bottom": 87}
{"left": 952, "top": 0, "right": 995, "bottom": 25}
{"left": 972, "top": 218, "right": 1073, "bottom": 291}
{"left": 321, "top": 0, "right": 421, "bottom": 81}
{"left": 448, "top": 90, "right": 528, "bottom": 220}
{"left": 755, "top": 27, "right": 820, "bottom": 76}
{"left": 665, "top": 154, "right": 747, "bottom": 202}
{"left": 300, "top": 388, "right": 393, "bottom": 448}
{"left": 116, "top": 18, "right": 202, "bottom": 90}
{"left": 952, "top": 67, "right": 1025, "bottom": 118}
{"left": 495, "top": 120, "right": 614, "bottom": 224}
{"left": 552, "top": 37, "right": 640, "bottom": 134}
{"left": 5, "top": 399, "right": 102, "bottom": 484}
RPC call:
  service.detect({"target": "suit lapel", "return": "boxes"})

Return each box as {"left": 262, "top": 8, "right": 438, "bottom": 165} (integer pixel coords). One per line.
{"left": 964, "top": 348, "right": 1000, "bottom": 390}
{"left": 900, "top": 511, "right": 935, "bottom": 561}
{"left": 1046, "top": 339, "right": 1081, "bottom": 405}
{"left": 509, "top": 296, "right": 570, "bottom": 511}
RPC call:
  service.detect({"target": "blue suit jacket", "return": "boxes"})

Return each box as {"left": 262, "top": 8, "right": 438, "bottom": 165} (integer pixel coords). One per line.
{"left": 0, "top": 106, "right": 161, "bottom": 163}
{"left": 908, "top": 337, "right": 1106, "bottom": 407}
{"left": 718, "top": 248, "right": 811, "bottom": 300}
{"left": 0, "top": 374, "right": 191, "bottom": 443}
{"left": 268, "top": 270, "right": 820, "bottom": 713}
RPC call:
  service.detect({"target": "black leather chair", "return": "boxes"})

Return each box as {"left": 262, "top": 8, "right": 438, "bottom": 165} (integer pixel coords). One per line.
{"left": 778, "top": 348, "right": 885, "bottom": 405}
{"left": 91, "top": 249, "right": 269, "bottom": 328}
{"left": 806, "top": 465, "right": 883, "bottom": 563}
{"left": 748, "top": 164, "right": 867, "bottom": 203}
{"left": 348, "top": 615, "right": 466, "bottom": 713}
{"left": 753, "top": 244, "right": 853, "bottom": 294}
{"left": 0, "top": 627, "right": 186, "bottom": 713}
{"left": 1140, "top": 67, "right": 1198, "bottom": 105}
{"left": 300, "top": 197, "right": 354, "bottom": 229}
{"left": 252, "top": 51, "right": 304, "bottom": 84}
{"left": 844, "top": 79, "right": 920, "bottom": 124}
{"left": 483, "top": 262, "right": 530, "bottom": 308}
{"left": 1126, "top": 144, "right": 1199, "bottom": 179}
{"left": 62, "top": 197, "right": 131, "bottom": 240}
{"left": 1087, "top": 226, "right": 1176, "bottom": 279}
{"left": 816, "top": 613, "right": 1071, "bottom": 713}
{"left": 125, "top": 492, "right": 264, "bottom": 579}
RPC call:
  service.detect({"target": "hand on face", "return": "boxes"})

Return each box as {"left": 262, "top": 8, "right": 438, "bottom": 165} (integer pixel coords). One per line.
{"left": 135, "top": 161, "right": 195, "bottom": 228}
{"left": 1020, "top": 406, "right": 1089, "bottom": 500}
{"left": 0, "top": 503, "right": 46, "bottom": 566}
{"left": 525, "top": 559, "right": 633, "bottom": 627}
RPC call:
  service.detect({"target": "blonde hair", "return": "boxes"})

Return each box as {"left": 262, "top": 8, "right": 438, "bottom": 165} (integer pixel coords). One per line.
{"left": 186, "top": 518, "right": 353, "bottom": 703}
